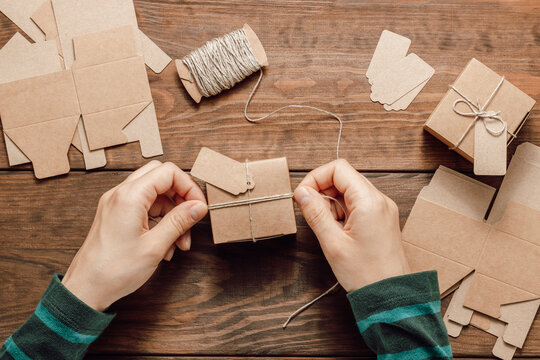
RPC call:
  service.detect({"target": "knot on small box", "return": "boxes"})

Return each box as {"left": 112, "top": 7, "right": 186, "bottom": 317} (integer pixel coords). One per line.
{"left": 449, "top": 76, "right": 515, "bottom": 150}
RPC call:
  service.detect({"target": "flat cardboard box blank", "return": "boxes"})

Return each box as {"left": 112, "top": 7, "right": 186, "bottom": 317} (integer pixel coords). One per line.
{"left": 424, "top": 58, "right": 535, "bottom": 163}
{"left": 191, "top": 147, "right": 297, "bottom": 244}
{"left": 403, "top": 145, "right": 540, "bottom": 358}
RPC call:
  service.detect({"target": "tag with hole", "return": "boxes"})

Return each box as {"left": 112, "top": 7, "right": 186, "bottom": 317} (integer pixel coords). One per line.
{"left": 191, "top": 147, "right": 255, "bottom": 195}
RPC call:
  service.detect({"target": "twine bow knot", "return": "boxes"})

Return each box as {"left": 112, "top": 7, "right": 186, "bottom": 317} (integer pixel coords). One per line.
{"left": 449, "top": 76, "right": 515, "bottom": 150}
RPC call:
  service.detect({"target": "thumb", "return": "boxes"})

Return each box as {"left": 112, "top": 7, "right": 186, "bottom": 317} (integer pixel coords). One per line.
{"left": 146, "top": 200, "right": 207, "bottom": 254}
{"left": 294, "top": 186, "right": 343, "bottom": 243}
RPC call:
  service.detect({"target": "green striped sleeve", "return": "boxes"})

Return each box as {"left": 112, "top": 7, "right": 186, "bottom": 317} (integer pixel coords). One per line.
{"left": 1, "top": 274, "right": 115, "bottom": 360}
{"left": 347, "top": 271, "right": 452, "bottom": 360}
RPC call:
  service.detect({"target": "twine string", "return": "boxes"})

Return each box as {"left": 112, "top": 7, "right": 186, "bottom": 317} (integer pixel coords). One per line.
{"left": 207, "top": 193, "right": 294, "bottom": 210}
{"left": 283, "top": 195, "right": 348, "bottom": 329}
{"left": 245, "top": 69, "right": 343, "bottom": 160}
{"left": 245, "top": 160, "right": 256, "bottom": 243}
{"left": 182, "top": 26, "right": 347, "bottom": 328}
{"left": 449, "top": 76, "right": 515, "bottom": 149}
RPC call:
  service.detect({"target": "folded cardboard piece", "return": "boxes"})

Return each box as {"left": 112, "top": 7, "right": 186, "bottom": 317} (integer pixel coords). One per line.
{"left": 424, "top": 58, "right": 536, "bottom": 176}
{"left": 0, "top": 33, "right": 59, "bottom": 167}
{"left": 175, "top": 23, "right": 268, "bottom": 103}
{"left": 366, "top": 30, "right": 434, "bottom": 111}
{"left": 52, "top": 0, "right": 164, "bottom": 157}
{"left": 402, "top": 142, "right": 540, "bottom": 359}
{"left": 191, "top": 147, "right": 297, "bottom": 244}
{"left": 72, "top": 25, "right": 153, "bottom": 151}
{"left": 0, "top": 0, "right": 168, "bottom": 175}
{"left": 0, "top": 25, "right": 162, "bottom": 178}
{"left": 0, "top": 70, "right": 80, "bottom": 179}
{"left": 0, "top": 32, "right": 107, "bottom": 170}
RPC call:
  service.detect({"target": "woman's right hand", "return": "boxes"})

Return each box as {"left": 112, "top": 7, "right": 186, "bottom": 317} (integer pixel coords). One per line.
{"left": 294, "top": 159, "right": 410, "bottom": 292}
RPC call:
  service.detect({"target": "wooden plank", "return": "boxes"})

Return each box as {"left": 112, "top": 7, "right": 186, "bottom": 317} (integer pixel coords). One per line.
{"left": 0, "top": 171, "right": 538, "bottom": 357}
{"left": 0, "top": 0, "right": 538, "bottom": 172}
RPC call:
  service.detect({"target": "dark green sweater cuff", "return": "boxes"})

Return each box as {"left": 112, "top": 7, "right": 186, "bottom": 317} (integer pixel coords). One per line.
{"left": 346, "top": 271, "right": 440, "bottom": 322}
{"left": 41, "top": 274, "right": 115, "bottom": 336}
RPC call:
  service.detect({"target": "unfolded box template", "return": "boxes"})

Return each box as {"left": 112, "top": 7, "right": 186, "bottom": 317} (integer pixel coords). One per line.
{"left": 0, "top": 0, "right": 172, "bottom": 178}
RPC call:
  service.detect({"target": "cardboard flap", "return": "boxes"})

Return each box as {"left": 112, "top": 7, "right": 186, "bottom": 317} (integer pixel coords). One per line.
{"left": 73, "top": 26, "right": 138, "bottom": 68}
{"left": 5, "top": 116, "right": 79, "bottom": 179}
{"left": 0, "top": 36, "right": 61, "bottom": 84}
{"left": 0, "top": 0, "right": 46, "bottom": 42}
{"left": 500, "top": 299, "right": 540, "bottom": 348}
{"left": 0, "top": 32, "right": 63, "bottom": 167}
{"left": 73, "top": 55, "right": 151, "bottom": 115}
{"left": 421, "top": 165, "right": 496, "bottom": 221}
{"left": 403, "top": 197, "right": 491, "bottom": 267}
{"left": 82, "top": 102, "right": 148, "bottom": 150}
{"left": 0, "top": 70, "right": 80, "bottom": 129}
{"left": 446, "top": 272, "right": 475, "bottom": 326}
{"left": 493, "top": 201, "right": 540, "bottom": 245}
{"left": 139, "top": 29, "right": 172, "bottom": 74}
{"left": 403, "top": 242, "right": 473, "bottom": 295}
{"left": 52, "top": 0, "right": 141, "bottom": 69}
{"left": 72, "top": 119, "right": 107, "bottom": 170}
{"left": 464, "top": 274, "right": 538, "bottom": 318}
{"left": 191, "top": 147, "right": 255, "bottom": 196}
{"left": 476, "top": 229, "right": 540, "bottom": 296}
{"left": 122, "top": 102, "right": 164, "bottom": 158}
{"left": 488, "top": 142, "right": 540, "bottom": 224}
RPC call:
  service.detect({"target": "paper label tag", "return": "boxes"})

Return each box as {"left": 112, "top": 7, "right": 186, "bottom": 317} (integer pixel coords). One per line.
{"left": 370, "top": 53, "right": 434, "bottom": 105}
{"left": 366, "top": 30, "right": 411, "bottom": 85}
{"left": 474, "top": 121, "right": 507, "bottom": 176}
{"left": 191, "top": 147, "right": 255, "bottom": 195}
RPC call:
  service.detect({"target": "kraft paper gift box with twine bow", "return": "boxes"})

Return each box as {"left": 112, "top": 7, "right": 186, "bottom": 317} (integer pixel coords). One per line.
{"left": 191, "top": 147, "right": 297, "bottom": 244}
{"left": 424, "top": 58, "right": 535, "bottom": 176}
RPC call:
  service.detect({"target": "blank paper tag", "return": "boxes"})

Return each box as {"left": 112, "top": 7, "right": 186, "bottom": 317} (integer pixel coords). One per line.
{"left": 383, "top": 76, "right": 431, "bottom": 111}
{"left": 474, "top": 121, "right": 507, "bottom": 176}
{"left": 191, "top": 147, "right": 255, "bottom": 195}
{"left": 366, "top": 30, "right": 411, "bottom": 85}
{"left": 370, "top": 53, "right": 434, "bottom": 105}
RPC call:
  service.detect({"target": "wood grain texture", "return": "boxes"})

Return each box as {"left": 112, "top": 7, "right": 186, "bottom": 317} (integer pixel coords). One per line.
{"left": 0, "top": 0, "right": 539, "bottom": 358}
{"left": 0, "top": 171, "right": 538, "bottom": 358}
{"left": 0, "top": 0, "right": 538, "bottom": 172}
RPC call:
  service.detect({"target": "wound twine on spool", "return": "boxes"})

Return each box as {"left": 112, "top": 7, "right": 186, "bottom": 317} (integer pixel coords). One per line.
{"left": 178, "top": 25, "right": 343, "bottom": 159}
{"left": 177, "top": 25, "right": 346, "bottom": 328}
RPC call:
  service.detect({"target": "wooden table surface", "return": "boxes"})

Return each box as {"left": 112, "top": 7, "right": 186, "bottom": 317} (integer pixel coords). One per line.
{"left": 1, "top": 0, "right": 539, "bottom": 359}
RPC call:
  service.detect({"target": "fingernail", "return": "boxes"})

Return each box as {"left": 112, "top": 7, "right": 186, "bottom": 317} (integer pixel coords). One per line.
{"left": 295, "top": 187, "right": 311, "bottom": 206}
{"left": 190, "top": 202, "right": 207, "bottom": 221}
{"left": 184, "top": 234, "right": 192, "bottom": 251}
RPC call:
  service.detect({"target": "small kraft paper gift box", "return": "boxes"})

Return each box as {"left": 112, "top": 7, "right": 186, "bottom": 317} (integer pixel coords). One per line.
{"left": 424, "top": 58, "right": 535, "bottom": 176}
{"left": 191, "top": 147, "right": 297, "bottom": 244}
